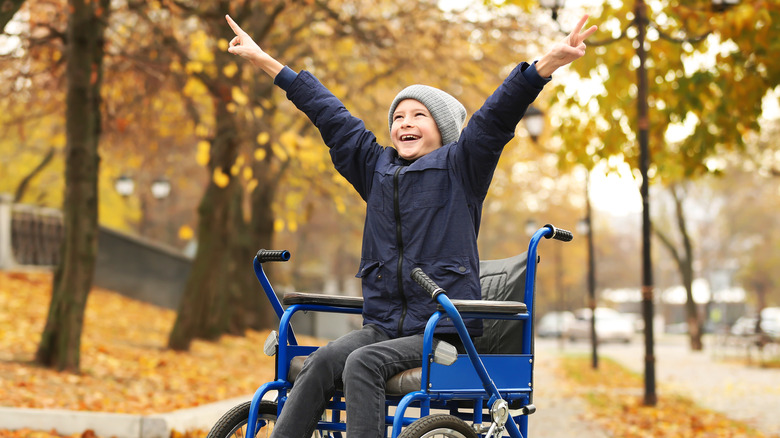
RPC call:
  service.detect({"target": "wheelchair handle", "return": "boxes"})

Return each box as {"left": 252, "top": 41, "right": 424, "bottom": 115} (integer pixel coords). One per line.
{"left": 256, "top": 249, "right": 291, "bottom": 263}
{"left": 543, "top": 224, "right": 573, "bottom": 242}
{"left": 411, "top": 268, "right": 445, "bottom": 299}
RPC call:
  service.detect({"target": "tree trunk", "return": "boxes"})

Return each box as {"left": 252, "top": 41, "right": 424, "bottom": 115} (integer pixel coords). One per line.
{"left": 225, "top": 183, "right": 257, "bottom": 335}
{"left": 35, "top": 0, "right": 109, "bottom": 372}
{"left": 168, "top": 3, "right": 301, "bottom": 345}
{"left": 246, "top": 175, "right": 279, "bottom": 330}
{"left": 672, "top": 186, "right": 703, "bottom": 351}
{"left": 754, "top": 282, "right": 768, "bottom": 347}
{"left": 168, "top": 98, "right": 241, "bottom": 350}
{"left": 653, "top": 184, "right": 703, "bottom": 351}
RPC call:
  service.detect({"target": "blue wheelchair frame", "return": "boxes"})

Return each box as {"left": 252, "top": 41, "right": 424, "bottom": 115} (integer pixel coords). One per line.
{"left": 244, "top": 224, "right": 571, "bottom": 438}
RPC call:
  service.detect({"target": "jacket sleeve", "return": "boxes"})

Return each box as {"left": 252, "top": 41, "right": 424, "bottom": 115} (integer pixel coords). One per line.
{"left": 283, "top": 70, "right": 384, "bottom": 201}
{"left": 451, "top": 62, "right": 548, "bottom": 201}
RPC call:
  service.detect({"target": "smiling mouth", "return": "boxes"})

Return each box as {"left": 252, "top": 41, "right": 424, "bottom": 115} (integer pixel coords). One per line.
{"left": 400, "top": 134, "right": 420, "bottom": 142}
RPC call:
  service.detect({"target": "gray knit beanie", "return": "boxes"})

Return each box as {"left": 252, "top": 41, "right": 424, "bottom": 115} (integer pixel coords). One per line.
{"left": 388, "top": 85, "right": 467, "bottom": 145}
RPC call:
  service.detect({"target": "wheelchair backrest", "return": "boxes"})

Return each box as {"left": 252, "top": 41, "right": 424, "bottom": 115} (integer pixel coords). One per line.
{"left": 473, "top": 252, "right": 530, "bottom": 354}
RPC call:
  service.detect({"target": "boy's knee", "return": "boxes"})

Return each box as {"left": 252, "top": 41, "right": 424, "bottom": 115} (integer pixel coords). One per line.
{"left": 343, "top": 348, "right": 378, "bottom": 379}
{"left": 305, "top": 344, "right": 343, "bottom": 371}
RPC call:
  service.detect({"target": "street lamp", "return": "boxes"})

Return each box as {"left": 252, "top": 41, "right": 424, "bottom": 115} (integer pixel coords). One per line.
{"left": 115, "top": 175, "right": 135, "bottom": 198}
{"left": 711, "top": 0, "right": 739, "bottom": 11}
{"left": 150, "top": 177, "right": 172, "bottom": 200}
{"left": 539, "top": 0, "right": 565, "bottom": 21}
{"left": 523, "top": 106, "right": 545, "bottom": 144}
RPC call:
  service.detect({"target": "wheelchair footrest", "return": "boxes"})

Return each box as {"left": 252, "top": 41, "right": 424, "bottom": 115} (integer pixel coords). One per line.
{"left": 521, "top": 404, "right": 536, "bottom": 415}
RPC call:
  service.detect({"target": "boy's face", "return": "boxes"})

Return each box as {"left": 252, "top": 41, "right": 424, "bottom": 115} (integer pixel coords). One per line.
{"left": 390, "top": 99, "right": 443, "bottom": 160}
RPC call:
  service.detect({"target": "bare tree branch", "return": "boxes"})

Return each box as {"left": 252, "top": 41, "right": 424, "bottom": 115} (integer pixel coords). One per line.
{"left": 14, "top": 146, "right": 55, "bottom": 202}
{"left": 649, "top": 20, "right": 710, "bottom": 44}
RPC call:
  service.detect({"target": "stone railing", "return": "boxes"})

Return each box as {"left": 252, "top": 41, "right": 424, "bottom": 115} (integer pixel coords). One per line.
{"left": 0, "top": 193, "right": 192, "bottom": 310}
{"left": 0, "top": 194, "right": 356, "bottom": 338}
{"left": 0, "top": 194, "right": 64, "bottom": 269}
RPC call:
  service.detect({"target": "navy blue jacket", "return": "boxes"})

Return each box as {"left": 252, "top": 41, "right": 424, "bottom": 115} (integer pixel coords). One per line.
{"left": 276, "top": 62, "right": 548, "bottom": 338}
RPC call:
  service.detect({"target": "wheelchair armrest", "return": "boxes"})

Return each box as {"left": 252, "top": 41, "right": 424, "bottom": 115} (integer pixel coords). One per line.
{"left": 440, "top": 299, "right": 527, "bottom": 315}
{"left": 282, "top": 291, "right": 364, "bottom": 309}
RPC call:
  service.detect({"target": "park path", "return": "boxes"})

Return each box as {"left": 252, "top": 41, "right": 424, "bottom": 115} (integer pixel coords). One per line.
{"left": 528, "top": 341, "right": 610, "bottom": 438}
{"left": 553, "top": 334, "right": 780, "bottom": 437}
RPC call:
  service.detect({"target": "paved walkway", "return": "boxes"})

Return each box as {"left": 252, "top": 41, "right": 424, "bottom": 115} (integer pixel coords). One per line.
{"left": 528, "top": 342, "right": 610, "bottom": 437}
{"left": 553, "top": 334, "right": 780, "bottom": 437}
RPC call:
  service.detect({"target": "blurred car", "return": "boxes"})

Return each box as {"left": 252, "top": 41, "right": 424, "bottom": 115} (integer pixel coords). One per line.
{"left": 730, "top": 317, "right": 757, "bottom": 336}
{"left": 731, "top": 308, "right": 780, "bottom": 340}
{"left": 665, "top": 322, "right": 690, "bottom": 334}
{"left": 566, "top": 307, "right": 634, "bottom": 343}
{"left": 536, "top": 311, "right": 575, "bottom": 338}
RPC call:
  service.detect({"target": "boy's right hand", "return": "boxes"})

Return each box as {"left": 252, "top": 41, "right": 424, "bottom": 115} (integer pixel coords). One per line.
{"left": 225, "top": 15, "right": 264, "bottom": 65}
{"left": 225, "top": 15, "right": 284, "bottom": 77}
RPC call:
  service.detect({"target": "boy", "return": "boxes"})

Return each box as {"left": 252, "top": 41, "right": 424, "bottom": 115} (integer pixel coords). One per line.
{"left": 226, "top": 13, "right": 596, "bottom": 437}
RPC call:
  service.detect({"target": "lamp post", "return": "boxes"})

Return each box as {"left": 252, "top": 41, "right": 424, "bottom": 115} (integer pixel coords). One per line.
{"left": 151, "top": 177, "right": 172, "bottom": 242}
{"left": 114, "top": 175, "right": 135, "bottom": 198}
{"left": 577, "top": 171, "right": 598, "bottom": 369}
{"left": 633, "top": 0, "right": 659, "bottom": 406}
{"left": 523, "top": 106, "right": 545, "bottom": 143}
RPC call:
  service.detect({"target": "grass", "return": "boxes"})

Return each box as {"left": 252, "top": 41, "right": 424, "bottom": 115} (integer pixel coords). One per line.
{"left": 559, "top": 355, "right": 778, "bottom": 438}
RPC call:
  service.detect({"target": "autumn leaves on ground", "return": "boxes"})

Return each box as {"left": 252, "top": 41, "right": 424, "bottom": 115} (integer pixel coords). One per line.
{"left": 0, "top": 270, "right": 774, "bottom": 438}
{"left": 560, "top": 356, "right": 776, "bottom": 438}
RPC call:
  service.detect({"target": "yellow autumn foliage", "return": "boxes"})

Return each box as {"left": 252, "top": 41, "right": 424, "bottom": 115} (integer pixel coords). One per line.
{"left": 212, "top": 167, "right": 230, "bottom": 188}
{"left": 196, "top": 141, "right": 211, "bottom": 166}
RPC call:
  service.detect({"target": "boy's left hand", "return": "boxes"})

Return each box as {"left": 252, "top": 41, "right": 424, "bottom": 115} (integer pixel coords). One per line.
{"left": 535, "top": 15, "right": 598, "bottom": 77}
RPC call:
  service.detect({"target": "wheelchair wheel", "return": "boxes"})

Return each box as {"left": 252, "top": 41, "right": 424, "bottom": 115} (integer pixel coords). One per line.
{"left": 206, "top": 400, "right": 277, "bottom": 438}
{"left": 398, "top": 414, "right": 478, "bottom": 438}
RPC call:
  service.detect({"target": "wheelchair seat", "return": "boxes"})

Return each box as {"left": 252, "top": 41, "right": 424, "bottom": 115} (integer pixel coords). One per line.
{"left": 281, "top": 252, "right": 530, "bottom": 396}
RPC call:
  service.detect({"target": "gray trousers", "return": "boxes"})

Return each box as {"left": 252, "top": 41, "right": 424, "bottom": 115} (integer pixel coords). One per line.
{"left": 271, "top": 324, "right": 427, "bottom": 438}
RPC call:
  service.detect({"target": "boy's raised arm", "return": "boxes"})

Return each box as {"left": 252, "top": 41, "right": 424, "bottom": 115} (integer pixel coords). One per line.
{"left": 534, "top": 15, "right": 598, "bottom": 77}
{"left": 225, "top": 14, "right": 284, "bottom": 78}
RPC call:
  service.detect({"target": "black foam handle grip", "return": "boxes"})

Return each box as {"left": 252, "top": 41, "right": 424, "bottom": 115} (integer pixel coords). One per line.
{"left": 411, "top": 268, "right": 445, "bottom": 299}
{"left": 256, "top": 249, "right": 291, "bottom": 263}
{"left": 544, "top": 224, "right": 574, "bottom": 242}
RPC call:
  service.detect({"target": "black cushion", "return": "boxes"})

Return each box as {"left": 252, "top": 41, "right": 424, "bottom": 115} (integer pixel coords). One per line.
{"left": 473, "top": 252, "right": 529, "bottom": 355}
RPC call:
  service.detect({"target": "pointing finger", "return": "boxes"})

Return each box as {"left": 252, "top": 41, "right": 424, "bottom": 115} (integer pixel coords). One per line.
{"left": 225, "top": 14, "right": 243, "bottom": 36}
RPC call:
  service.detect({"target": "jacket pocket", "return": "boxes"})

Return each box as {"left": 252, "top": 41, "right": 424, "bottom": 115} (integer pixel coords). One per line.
{"left": 355, "top": 259, "right": 391, "bottom": 320}
{"left": 411, "top": 257, "right": 472, "bottom": 298}
{"left": 436, "top": 257, "right": 471, "bottom": 277}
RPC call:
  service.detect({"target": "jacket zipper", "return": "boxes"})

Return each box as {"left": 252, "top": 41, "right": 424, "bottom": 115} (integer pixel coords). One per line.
{"left": 393, "top": 165, "right": 407, "bottom": 337}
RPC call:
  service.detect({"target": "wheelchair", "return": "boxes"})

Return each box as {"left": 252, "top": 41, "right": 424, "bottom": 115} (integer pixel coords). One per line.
{"left": 206, "top": 224, "right": 572, "bottom": 438}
